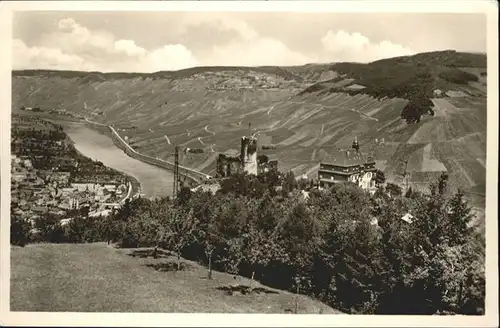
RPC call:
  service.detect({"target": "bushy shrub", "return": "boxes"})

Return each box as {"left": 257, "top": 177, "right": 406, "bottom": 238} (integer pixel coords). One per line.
{"left": 97, "top": 173, "right": 484, "bottom": 314}
{"left": 10, "top": 216, "right": 31, "bottom": 247}
{"left": 13, "top": 171, "right": 484, "bottom": 315}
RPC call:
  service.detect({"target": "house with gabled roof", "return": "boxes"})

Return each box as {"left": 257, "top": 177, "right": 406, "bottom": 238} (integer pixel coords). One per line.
{"left": 317, "top": 137, "right": 377, "bottom": 193}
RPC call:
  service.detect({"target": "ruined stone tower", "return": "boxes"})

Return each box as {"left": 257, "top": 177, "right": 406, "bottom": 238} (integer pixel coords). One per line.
{"left": 240, "top": 136, "right": 258, "bottom": 175}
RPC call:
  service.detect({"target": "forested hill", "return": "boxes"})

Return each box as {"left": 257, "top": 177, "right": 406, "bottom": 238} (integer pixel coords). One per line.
{"left": 300, "top": 50, "right": 487, "bottom": 122}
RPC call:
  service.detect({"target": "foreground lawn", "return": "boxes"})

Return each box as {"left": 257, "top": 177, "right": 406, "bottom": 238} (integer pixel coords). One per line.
{"left": 11, "top": 243, "right": 340, "bottom": 313}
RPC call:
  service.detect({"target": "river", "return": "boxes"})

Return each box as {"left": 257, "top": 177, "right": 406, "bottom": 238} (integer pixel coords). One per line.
{"left": 61, "top": 122, "right": 174, "bottom": 198}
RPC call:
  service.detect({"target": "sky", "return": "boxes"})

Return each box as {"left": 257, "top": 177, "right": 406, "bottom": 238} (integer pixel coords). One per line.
{"left": 12, "top": 11, "right": 487, "bottom": 73}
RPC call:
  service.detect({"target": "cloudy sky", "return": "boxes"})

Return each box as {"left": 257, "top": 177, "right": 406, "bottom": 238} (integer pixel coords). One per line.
{"left": 12, "top": 11, "right": 486, "bottom": 73}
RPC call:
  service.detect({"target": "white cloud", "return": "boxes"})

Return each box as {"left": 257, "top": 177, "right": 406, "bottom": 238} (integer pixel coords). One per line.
{"left": 12, "top": 18, "right": 414, "bottom": 72}
{"left": 13, "top": 17, "right": 311, "bottom": 72}
{"left": 205, "top": 37, "right": 312, "bottom": 67}
{"left": 178, "top": 13, "right": 259, "bottom": 40}
{"left": 57, "top": 18, "right": 78, "bottom": 32}
{"left": 43, "top": 18, "right": 117, "bottom": 56}
{"left": 13, "top": 17, "right": 200, "bottom": 72}
{"left": 12, "top": 39, "right": 94, "bottom": 71}
{"left": 114, "top": 39, "right": 147, "bottom": 57}
{"left": 143, "top": 44, "right": 199, "bottom": 71}
{"left": 321, "top": 30, "right": 414, "bottom": 62}
{"left": 179, "top": 14, "right": 314, "bottom": 67}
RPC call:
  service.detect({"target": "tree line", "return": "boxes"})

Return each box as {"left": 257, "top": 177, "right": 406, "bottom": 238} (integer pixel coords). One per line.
{"left": 11, "top": 171, "right": 485, "bottom": 315}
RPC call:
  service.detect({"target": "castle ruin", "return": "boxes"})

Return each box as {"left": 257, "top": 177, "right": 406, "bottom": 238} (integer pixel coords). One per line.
{"left": 240, "top": 136, "right": 258, "bottom": 175}
{"left": 216, "top": 135, "right": 259, "bottom": 177}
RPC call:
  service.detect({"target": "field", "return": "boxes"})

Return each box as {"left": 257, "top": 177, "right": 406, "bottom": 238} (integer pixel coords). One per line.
{"left": 11, "top": 50, "right": 487, "bottom": 200}
{"left": 10, "top": 243, "right": 339, "bottom": 313}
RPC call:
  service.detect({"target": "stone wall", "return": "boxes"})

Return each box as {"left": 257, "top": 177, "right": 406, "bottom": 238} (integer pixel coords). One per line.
{"left": 108, "top": 126, "right": 207, "bottom": 185}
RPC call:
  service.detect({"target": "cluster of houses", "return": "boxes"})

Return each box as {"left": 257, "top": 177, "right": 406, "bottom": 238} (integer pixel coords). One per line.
{"left": 196, "top": 71, "right": 306, "bottom": 92}
{"left": 20, "top": 105, "right": 79, "bottom": 118}
{"left": 11, "top": 154, "right": 130, "bottom": 227}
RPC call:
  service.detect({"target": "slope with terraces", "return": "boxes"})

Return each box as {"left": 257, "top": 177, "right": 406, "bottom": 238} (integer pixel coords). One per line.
{"left": 12, "top": 50, "right": 487, "bottom": 205}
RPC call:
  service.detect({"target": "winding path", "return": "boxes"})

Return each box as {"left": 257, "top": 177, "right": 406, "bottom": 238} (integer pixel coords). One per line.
{"left": 204, "top": 125, "right": 215, "bottom": 135}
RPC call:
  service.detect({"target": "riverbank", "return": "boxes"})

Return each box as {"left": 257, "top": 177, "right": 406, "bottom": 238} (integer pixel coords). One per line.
{"left": 11, "top": 115, "right": 130, "bottom": 221}
{"left": 82, "top": 117, "right": 207, "bottom": 185}
{"left": 81, "top": 122, "right": 142, "bottom": 199}
{"left": 61, "top": 121, "right": 175, "bottom": 197}
{"left": 44, "top": 120, "right": 143, "bottom": 202}
{"left": 19, "top": 111, "right": 183, "bottom": 197}
{"left": 19, "top": 112, "right": 150, "bottom": 198}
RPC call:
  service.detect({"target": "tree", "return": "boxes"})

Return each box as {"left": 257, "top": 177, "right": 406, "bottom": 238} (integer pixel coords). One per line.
{"left": 413, "top": 175, "right": 450, "bottom": 250}
{"left": 198, "top": 215, "right": 221, "bottom": 279}
{"left": 186, "top": 190, "right": 220, "bottom": 272}
{"left": 141, "top": 203, "right": 165, "bottom": 255}
{"left": 114, "top": 197, "right": 133, "bottom": 221}
{"left": 161, "top": 207, "right": 199, "bottom": 270}
{"left": 438, "top": 173, "right": 449, "bottom": 196}
{"left": 65, "top": 216, "right": 87, "bottom": 243}
{"left": 204, "top": 233, "right": 217, "bottom": 279}
{"left": 34, "top": 213, "right": 67, "bottom": 243}
{"left": 374, "top": 169, "right": 386, "bottom": 186}
{"left": 99, "top": 213, "right": 118, "bottom": 245}
{"left": 281, "top": 171, "right": 297, "bottom": 196}
{"left": 11, "top": 216, "right": 31, "bottom": 246}
{"left": 297, "top": 177, "right": 309, "bottom": 190}
{"left": 458, "top": 242, "right": 485, "bottom": 314}
{"left": 219, "top": 172, "right": 251, "bottom": 196}
{"left": 373, "top": 191, "right": 418, "bottom": 314}
{"left": 385, "top": 183, "right": 402, "bottom": 198}
{"left": 376, "top": 174, "right": 486, "bottom": 315}
{"left": 278, "top": 201, "right": 321, "bottom": 296}
{"left": 257, "top": 154, "right": 269, "bottom": 164}
{"left": 334, "top": 219, "right": 386, "bottom": 313}
{"left": 445, "top": 189, "right": 474, "bottom": 246}
{"left": 213, "top": 196, "right": 249, "bottom": 277}
{"left": 242, "top": 221, "right": 289, "bottom": 289}
{"left": 281, "top": 203, "right": 314, "bottom": 252}
{"left": 258, "top": 169, "right": 280, "bottom": 195}
{"left": 216, "top": 196, "right": 248, "bottom": 238}
{"left": 425, "top": 243, "right": 484, "bottom": 314}
{"left": 176, "top": 186, "right": 192, "bottom": 206}
{"left": 248, "top": 178, "right": 266, "bottom": 198}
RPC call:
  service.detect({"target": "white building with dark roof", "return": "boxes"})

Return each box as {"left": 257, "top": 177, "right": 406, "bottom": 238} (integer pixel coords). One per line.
{"left": 317, "top": 138, "right": 377, "bottom": 193}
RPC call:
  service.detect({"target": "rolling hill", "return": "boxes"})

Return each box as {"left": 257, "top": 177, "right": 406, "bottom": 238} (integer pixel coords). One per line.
{"left": 11, "top": 50, "right": 487, "bottom": 205}
{"left": 11, "top": 243, "right": 339, "bottom": 313}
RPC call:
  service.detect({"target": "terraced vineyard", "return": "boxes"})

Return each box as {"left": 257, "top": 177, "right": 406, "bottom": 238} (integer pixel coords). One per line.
{"left": 12, "top": 50, "right": 487, "bottom": 205}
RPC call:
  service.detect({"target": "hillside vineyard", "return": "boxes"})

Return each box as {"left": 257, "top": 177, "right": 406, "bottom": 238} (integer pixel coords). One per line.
{"left": 10, "top": 50, "right": 487, "bottom": 315}
{"left": 12, "top": 51, "right": 486, "bottom": 201}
